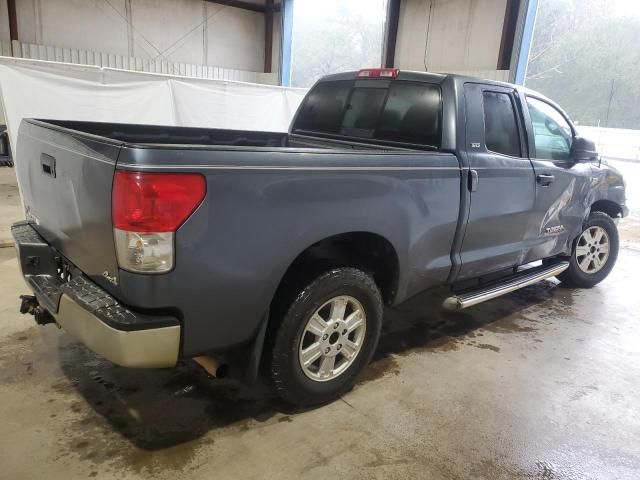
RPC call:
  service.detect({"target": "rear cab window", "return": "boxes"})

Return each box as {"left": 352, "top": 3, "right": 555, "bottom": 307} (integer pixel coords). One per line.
{"left": 292, "top": 79, "right": 442, "bottom": 150}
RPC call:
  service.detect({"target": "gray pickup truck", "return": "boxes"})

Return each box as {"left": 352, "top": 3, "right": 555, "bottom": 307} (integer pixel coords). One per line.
{"left": 13, "top": 69, "right": 627, "bottom": 406}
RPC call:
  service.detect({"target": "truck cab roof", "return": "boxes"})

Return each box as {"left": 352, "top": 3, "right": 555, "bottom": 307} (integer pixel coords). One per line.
{"left": 291, "top": 69, "right": 573, "bottom": 153}
{"left": 315, "top": 69, "right": 562, "bottom": 109}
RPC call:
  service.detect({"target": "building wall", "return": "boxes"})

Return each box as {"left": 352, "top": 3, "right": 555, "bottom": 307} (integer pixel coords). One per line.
{"left": 395, "top": 0, "right": 507, "bottom": 72}
{"left": 0, "top": 0, "right": 9, "bottom": 42}
{"left": 1, "top": 0, "right": 279, "bottom": 73}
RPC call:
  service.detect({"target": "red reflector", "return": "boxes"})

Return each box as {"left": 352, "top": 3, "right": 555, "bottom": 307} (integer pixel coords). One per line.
{"left": 112, "top": 171, "right": 206, "bottom": 233}
{"left": 356, "top": 68, "right": 399, "bottom": 79}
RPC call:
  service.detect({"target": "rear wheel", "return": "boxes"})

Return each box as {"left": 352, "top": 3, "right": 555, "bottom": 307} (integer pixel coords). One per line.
{"left": 270, "top": 268, "right": 383, "bottom": 406}
{"left": 555, "top": 212, "right": 619, "bottom": 288}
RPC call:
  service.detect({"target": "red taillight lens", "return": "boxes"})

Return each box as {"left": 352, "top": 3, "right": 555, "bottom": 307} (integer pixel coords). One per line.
{"left": 112, "top": 171, "right": 206, "bottom": 233}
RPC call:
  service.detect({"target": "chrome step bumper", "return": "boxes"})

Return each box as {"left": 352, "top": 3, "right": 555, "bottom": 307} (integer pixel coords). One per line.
{"left": 12, "top": 222, "right": 181, "bottom": 368}
{"left": 443, "top": 261, "right": 570, "bottom": 311}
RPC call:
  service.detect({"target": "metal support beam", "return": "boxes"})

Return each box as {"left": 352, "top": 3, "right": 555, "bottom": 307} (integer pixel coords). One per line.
{"left": 280, "top": 0, "right": 293, "bottom": 86}
{"left": 497, "top": 0, "right": 521, "bottom": 70}
{"left": 203, "top": 0, "right": 280, "bottom": 14}
{"left": 7, "top": 0, "right": 18, "bottom": 48}
{"left": 513, "top": 0, "right": 539, "bottom": 84}
{"left": 264, "top": 0, "right": 274, "bottom": 73}
{"left": 125, "top": 0, "right": 134, "bottom": 58}
{"left": 383, "top": 0, "right": 401, "bottom": 68}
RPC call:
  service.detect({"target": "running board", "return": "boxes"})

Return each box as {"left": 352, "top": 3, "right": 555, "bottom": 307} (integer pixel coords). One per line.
{"left": 442, "top": 261, "right": 570, "bottom": 311}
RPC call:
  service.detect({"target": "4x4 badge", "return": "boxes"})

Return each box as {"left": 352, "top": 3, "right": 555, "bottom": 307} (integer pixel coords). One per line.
{"left": 102, "top": 271, "right": 118, "bottom": 286}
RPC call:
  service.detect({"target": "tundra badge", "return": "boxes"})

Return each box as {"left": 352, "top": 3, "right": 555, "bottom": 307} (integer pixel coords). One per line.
{"left": 545, "top": 225, "right": 565, "bottom": 235}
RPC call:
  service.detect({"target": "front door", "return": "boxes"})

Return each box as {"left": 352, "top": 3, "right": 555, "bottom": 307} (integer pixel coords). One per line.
{"left": 520, "top": 94, "right": 593, "bottom": 260}
{"left": 456, "top": 83, "right": 537, "bottom": 280}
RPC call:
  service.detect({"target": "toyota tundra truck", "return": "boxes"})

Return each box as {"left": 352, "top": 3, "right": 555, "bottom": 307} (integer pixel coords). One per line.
{"left": 12, "top": 69, "right": 628, "bottom": 406}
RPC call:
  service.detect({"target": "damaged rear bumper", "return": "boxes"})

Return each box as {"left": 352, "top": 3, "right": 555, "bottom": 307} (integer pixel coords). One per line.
{"left": 11, "top": 222, "right": 180, "bottom": 368}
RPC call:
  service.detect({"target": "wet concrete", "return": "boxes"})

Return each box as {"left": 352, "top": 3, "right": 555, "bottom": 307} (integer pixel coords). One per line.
{"left": 0, "top": 164, "right": 639, "bottom": 477}
{"left": 1, "top": 237, "right": 639, "bottom": 479}
{"left": 0, "top": 167, "right": 22, "bottom": 246}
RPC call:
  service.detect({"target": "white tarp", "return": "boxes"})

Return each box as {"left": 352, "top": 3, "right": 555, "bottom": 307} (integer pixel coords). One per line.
{"left": 0, "top": 57, "right": 308, "bottom": 153}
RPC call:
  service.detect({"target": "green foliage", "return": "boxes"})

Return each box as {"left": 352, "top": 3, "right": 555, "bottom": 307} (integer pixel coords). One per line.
{"left": 526, "top": 0, "right": 640, "bottom": 129}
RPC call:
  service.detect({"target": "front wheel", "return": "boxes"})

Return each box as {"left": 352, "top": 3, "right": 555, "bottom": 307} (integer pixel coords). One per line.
{"left": 555, "top": 212, "right": 619, "bottom": 288}
{"left": 270, "top": 268, "right": 383, "bottom": 406}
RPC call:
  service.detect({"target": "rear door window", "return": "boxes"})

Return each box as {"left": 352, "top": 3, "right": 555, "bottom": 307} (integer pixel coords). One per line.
{"left": 482, "top": 91, "right": 522, "bottom": 157}
{"left": 293, "top": 80, "right": 442, "bottom": 149}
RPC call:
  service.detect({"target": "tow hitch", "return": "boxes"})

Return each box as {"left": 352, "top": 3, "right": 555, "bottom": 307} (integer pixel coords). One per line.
{"left": 19, "top": 295, "right": 55, "bottom": 325}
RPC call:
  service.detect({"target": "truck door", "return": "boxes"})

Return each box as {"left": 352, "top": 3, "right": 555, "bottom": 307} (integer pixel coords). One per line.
{"left": 456, "top": 83, "right": 536, "bottom": 280}
{"left": 520, "top": 94, "right": 593, "bottom": 260}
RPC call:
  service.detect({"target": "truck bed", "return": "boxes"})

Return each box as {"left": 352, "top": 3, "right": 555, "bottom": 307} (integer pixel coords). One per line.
{"left": 36, "top": 119, "right": 421, "bottom": 152}
{"left": 36, "top": 119, "right": 290, "bottom": 148}
{"left": 16, "top": 118, "right": 462, "bottom": 357}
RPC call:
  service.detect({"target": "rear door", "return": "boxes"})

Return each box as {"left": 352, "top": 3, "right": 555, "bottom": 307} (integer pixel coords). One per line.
{"left": 16, "top": 120, "right": 122, "bottom": 294}
{"left": 456, "top": 83, "right": 536, "bottom": 280}
{"left": 520, "top": 94, "right": 593, "bottom": 259}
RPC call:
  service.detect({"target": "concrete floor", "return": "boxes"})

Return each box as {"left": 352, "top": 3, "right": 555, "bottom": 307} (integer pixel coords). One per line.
{"left": 0, "top": 167, "right": 22, "bottom": 247}
{"left": 0, "top": 164, "right": 639, "bottom": 479}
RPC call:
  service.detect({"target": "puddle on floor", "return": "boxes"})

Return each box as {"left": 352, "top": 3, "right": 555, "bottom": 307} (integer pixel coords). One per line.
{"left": 360, "top": 279, "right": 580, "bottom": 383}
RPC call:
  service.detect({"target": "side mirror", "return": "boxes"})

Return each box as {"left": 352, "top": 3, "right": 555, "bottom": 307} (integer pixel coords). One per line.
{"left": 570, "top": 136, "right": 598, "bottom": 162}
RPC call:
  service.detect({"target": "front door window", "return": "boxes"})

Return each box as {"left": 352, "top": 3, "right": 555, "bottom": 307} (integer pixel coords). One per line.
{"left": 526, "top": 97, "right": 573, "bottom": 160}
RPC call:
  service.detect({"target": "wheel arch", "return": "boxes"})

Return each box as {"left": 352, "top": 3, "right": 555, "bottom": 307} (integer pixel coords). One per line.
{"left": 270, "top": 231, "right": 400, "bottom": 311}
{"left": 590, "top": 199, "right": 623, "bottom": 219}
{"left": 245, "top": 231, "right": 402, "bottom": 383}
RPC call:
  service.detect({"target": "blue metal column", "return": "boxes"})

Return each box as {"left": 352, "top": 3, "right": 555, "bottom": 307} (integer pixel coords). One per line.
{"left": 514, "top": 0, "right": 539, "bottom": 85}
{"left": 280, "top": 0, "right": 294, "bottom": 86}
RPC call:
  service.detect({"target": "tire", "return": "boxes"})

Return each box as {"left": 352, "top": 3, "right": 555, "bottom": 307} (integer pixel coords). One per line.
{"left": 270, "top": 268, "right": 383, "bottom": 406}
{"left": 555, "top": 212, "right": 619, "bottom": 288}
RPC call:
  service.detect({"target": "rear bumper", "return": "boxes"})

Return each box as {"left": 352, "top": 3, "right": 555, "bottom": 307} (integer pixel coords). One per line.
{"left": 11, "top": 222, "right": 180, "bottom": 368}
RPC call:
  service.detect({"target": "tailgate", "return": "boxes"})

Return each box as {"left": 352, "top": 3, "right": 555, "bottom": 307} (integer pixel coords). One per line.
{"left": 16, "top": 120, "right": 122, "bottom": 293}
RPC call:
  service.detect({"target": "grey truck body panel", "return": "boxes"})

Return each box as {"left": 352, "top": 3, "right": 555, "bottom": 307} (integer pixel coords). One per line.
{"left": 14, "top": 71, "right": 627, "bottom": 360}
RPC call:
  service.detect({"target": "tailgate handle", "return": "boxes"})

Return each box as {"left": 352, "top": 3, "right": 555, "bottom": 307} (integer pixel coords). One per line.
{"left": 41, "top": 154, "right": 56, "bottom": 178}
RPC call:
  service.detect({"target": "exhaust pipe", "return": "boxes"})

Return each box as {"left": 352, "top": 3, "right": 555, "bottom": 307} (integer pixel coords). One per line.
{"left": 193, "top": 355, "right": 226, "bottom": 378}
{"left": 19, "top": 295, "right": 55, "bottom": 325}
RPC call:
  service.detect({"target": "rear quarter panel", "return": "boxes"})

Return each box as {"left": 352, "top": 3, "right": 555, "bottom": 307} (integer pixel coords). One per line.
{"left": 116, "top": 147, "right": 461, "bottom": 356}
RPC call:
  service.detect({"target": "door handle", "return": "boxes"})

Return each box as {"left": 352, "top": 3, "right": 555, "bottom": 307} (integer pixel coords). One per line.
{"left": 536, "top": 173, "right": 554, "bottom": 186}
{"left": 468, "top": 169, "right": 479, "bottom": 192}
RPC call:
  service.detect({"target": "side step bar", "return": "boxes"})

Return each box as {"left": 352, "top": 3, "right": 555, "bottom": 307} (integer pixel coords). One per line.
{"left": 443, "top": 261, "right": 570, "bottom": 311}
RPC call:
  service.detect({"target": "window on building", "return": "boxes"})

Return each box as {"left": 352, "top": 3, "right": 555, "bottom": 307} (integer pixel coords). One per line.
{"left": 289, "top": 0, "right": 388, "bottom": 88}
{"left": 482, "top": 91, "right": 522, "bottom": 157}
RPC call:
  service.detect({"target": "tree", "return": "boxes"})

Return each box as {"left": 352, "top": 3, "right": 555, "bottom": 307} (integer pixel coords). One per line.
{"left": 526, "top": 0, "right": 640, "bottom": 129}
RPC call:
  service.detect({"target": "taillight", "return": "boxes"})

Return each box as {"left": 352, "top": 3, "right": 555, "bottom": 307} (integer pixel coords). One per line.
{"left": 356, "top": 68, "right": 399, "bottom": 79}
{"left": 112, "top": 171, "right": 206, "bottom": 273}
